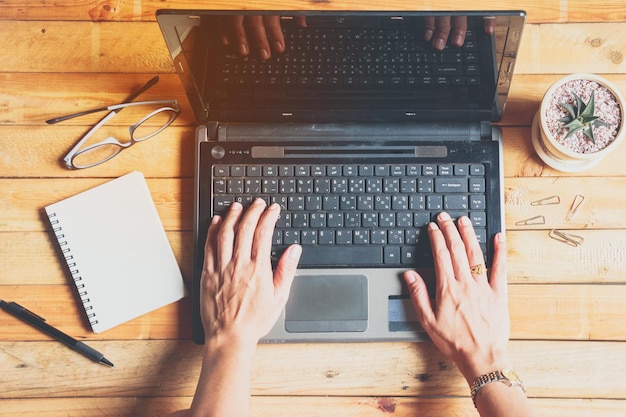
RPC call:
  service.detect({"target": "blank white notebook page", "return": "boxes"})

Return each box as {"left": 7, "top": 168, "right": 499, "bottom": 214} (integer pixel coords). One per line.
{"left": 45, "top": 171, "right": 186, "bottom": 333}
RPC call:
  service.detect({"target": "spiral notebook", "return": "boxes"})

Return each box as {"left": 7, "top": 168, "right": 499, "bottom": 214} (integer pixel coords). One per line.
{"left": 44, "top": 171, "right": 186, "bottom": 333}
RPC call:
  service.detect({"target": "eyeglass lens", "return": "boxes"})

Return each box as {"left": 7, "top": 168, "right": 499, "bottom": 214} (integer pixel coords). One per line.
{"left": 70, "top": 105, "right": 178, "bottom": 168}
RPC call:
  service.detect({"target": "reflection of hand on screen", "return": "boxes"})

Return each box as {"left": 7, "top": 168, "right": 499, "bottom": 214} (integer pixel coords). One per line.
{"left": 219, "top": 15, "right": 307, "bottom": 60}
{"left": 423, "top": 16, "right": 495, "bottom": 50}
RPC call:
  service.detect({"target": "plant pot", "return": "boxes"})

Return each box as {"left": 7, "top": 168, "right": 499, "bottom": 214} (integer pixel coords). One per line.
{"left": 531, "top": 73, "right": 625, "bottom": 172}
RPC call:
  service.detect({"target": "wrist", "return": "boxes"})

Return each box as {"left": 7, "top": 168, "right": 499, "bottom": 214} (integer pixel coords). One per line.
{"left": 203, "top": 332, "right": 258, "bottom": 363}
{"left": 456, "top": 349, "right": 511, "bottom": 384}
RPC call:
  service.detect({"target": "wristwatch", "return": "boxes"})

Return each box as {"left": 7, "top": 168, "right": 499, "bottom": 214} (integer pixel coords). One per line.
{"left": 470, "top": 368, "right": 525, "bottom": 407}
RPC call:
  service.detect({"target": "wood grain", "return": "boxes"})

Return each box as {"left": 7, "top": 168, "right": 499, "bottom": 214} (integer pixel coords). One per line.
{"left": 1, "top": 340, "right": 625, "bottom": 398}
{"left": 0, "top": 397, "right": 625, "bottom": 417}
{"left": 1, "top": 282, "right": 625, "bottom": 341}
{"left": 2, "top": 1, "right": 625, "bottom": 415}
{"left": 2, "top": 22, "right": 626, "bottom": 74}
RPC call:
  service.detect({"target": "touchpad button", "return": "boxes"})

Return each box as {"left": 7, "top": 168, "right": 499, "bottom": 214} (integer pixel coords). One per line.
{"left": 285, "top": 275, "right": 368, "bottom": 333}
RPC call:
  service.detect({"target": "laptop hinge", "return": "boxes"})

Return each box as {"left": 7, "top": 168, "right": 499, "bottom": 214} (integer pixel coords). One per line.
{"left": 480, "top": 121, "right": 491, "bottom": 140}
{"left": 206, "top": 121, "right": 219, "bottom": 140}
{"left": 216, "top": 122, "right": 486, "bottom": 142}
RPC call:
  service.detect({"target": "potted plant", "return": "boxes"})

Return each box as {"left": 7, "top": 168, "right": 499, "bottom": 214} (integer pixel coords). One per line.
{"left": 531, "top": 73, "right": 625, "bottom": 172}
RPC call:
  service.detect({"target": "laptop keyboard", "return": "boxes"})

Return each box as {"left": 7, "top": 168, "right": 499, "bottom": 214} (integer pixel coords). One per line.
{"left": 211, "top": 162, "right": 488, "bottom": 268}
{"left": 220, "top": 27, "right": 481, "bottom": 89}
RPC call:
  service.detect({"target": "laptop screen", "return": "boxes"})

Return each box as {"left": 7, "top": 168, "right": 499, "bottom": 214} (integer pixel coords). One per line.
{"left": 158, "top": 11, "right": 525, "bottom": 124}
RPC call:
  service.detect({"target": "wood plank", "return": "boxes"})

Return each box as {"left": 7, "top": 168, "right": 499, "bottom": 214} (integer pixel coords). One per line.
{"left": 0, "top": 1, "right": 563, "bottom": 23}
{"left": 0, "top": 178, "right": 194, "bottom": 232}
{"left": 505, "top": 177, "right": 626, "bottom": 230}
{"left": 7, "top": 72, "right": 626, "bottom": 129}
{"left": 2, "top": 21, "right": 626, "bottom": 74}
{"left": 3, "top": 177, "right": 625, "bottom": 233}
{"left": 2, "top": 226, "right": 626, "bottom": 286}
{"left": 0, "top": 73, "right": 194, "bottom": 126}
{"left": 0, "top": 232, "right": 194, "bottom": 286}
{"left": 4, "top": 122, "right": 626, "bottom": 180}
{"left": 515, "top": 23, "right": 626, "bottom": 75}
{"left": 507, "top": 230, "right": 626, "bottom": 284}
{"left": 0, "top": 397, "right": 625, "bottom": 417}
{"left": 0, "top": 125, "right": 195, "bottom": 178}
{"left": 0, "top": 340, "right": 625, "bottom": 398}
{"left": 1, "top": 283, "right": 625, "bottom": 341}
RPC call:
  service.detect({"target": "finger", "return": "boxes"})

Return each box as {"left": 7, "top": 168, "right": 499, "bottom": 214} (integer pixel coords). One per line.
{"left": 489, "top": 232, "right": 508, "bottom": 297}
{"left": 250, "top": 202, "right": 281, "bottom": 263}
{"left": 217, "top": 202, "right": 244, "bottom": 267}
{"left": 483, "top": 16, "right": 496, "bottom": 36}
{"left": 229, "top": 15, "right": 249, "bottom": 56}
{"left": 403, "top": 270, "right": 435, "bottom": 331}
{"left": 422, "top": 16, "right": 436, "bottom": 41}
{"left": 431, "top": 16, "right": 452, "bottom": 50}
{"left": 245, "top": 15, "right": 272, "bottom": 60}
{"left": 203, "top": 215, "right": 223, "bottom": 276}
{"left": 274, "top": 244, "right": 302, "bottom": 301}
{"left": 296, "top": 16, "right": 307, "bottom": 28}
{"left": 426, "top": 220, "right": 454, "bottom": 300}
{"left": 233, "top": 198, "right": 268, "bottom": 261}
{"left": 457, "top": 216, "right": 486, "bottom": 280}
{"left": 263, "top": 15, "right": 285, "bottom": 54}
{"left": 450, "top": 16, "right": 468, "bottom": 47}
{"left": 436, "top": 212, "right": 471, "bottom": 280}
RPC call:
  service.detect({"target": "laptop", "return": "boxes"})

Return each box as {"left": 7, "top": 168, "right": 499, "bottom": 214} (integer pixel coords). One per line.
{"left": 156, "top": 10, "right": 525, "bottom": 343}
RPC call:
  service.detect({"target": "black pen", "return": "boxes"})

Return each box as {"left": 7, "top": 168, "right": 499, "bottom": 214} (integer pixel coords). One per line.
{"left": 0, "top": 299, "right": 114, "bottom": 367}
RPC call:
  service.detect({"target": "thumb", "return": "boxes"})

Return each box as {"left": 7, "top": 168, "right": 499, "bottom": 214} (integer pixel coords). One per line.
{"left": 403, "top": 270, "right": 435, "bottom": 330}
{"left": 273, "top": 244, "right": 302, "bottom": 298}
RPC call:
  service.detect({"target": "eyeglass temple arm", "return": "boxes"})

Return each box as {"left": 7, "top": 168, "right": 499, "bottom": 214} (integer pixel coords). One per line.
{"left": 45, "top": 76, "right": 160, "bottom": 124}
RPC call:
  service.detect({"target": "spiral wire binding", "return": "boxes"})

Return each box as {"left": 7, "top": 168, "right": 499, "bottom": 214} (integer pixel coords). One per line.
{"left": 47, "top": 212, "right": 99, "bottom": 326}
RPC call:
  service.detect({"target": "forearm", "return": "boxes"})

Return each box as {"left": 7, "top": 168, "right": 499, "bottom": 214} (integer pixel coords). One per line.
{"left": 187, "top": 339, "right": 257, "bottom": 417}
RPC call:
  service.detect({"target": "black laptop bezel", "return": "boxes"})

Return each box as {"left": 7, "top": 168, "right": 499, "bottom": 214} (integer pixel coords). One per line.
{"left": 157, "top": 10, "right": 526, "bottom": 125}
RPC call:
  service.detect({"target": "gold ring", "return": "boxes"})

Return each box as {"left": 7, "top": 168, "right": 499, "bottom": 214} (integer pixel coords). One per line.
{"left": 470, "top": 264, "right": 486, "bottom": 275}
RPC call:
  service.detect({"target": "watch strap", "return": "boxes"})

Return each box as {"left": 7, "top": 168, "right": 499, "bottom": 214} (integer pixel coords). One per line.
{"left": 470, "top": 368, "right": 525, "bottom": 407}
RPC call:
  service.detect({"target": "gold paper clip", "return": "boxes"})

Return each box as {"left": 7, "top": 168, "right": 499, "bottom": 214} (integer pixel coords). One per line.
{"left": 549, "top": 229, "right": 584, "bottom": 247}
{"left": 531, "top": 195, "right": 560, "bottom": 206}
{"left": 515, "top": 215, "right": 546, "bottom": 226}
{"left": 566, "top": 194, "right": 585, "bottom": 221}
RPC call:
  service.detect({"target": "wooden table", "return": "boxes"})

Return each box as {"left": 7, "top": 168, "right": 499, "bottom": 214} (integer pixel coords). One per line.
{"left": 1, "top": 1, "right": 625, "bottom": 415}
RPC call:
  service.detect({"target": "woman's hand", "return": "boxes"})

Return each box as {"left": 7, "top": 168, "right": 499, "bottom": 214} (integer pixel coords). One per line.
{"left": 200, "top": 198, "right": 302, "bottom": 348}
{"left": 404, "top": 212, "right": 510, "bottom": 383}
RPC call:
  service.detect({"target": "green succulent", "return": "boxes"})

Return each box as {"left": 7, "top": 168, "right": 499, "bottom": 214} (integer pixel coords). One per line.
{"left": 559, "top": 91, "right": 612, "bottom": 144}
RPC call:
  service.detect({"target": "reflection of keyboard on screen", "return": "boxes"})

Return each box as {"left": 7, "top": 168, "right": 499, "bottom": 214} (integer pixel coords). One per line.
{"left": 220, "top": 27, "right": 481, "bottom": 89}
{"left": 211, "top": 161, "right": 488, "bottom": 268}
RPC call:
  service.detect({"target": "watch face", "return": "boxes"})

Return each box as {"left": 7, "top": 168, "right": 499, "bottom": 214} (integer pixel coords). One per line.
{"left": 502, "top": 368, "right": 520, "bottom": 383}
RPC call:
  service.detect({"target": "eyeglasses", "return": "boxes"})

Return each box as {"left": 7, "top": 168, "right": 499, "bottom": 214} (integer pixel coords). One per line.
{"left": 47, "top": 76, "right": 180, "bottom": 169}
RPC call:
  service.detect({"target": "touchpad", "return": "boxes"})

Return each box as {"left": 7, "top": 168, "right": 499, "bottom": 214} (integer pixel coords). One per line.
{"left": 285, "top": 275, "right": 368, "bottom": 333}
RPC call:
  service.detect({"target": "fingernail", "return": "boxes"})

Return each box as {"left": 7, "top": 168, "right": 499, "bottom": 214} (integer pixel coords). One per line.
{"left": 260, "top": 48, "right": 270, "bottom": 60}
{"left": 453, "top": 34, "right": 464, "bottom": 46}
{"left": 428, "top": 221, "right": 439, "bottom": 231}
{"left": 423, "top": 29, "right": 433, "bottom": 40}
{"left": 497, "top": 232, "right": 506, "bottom": 243}
{"left": 239, "top": 43, "right": 249, "bottom": 56}
{"left": 433, "top": 37, "right": 445, "bottom": 50}
{"left": 438, "top": 212, "right": 451, "bottom": 221}
{"left": 288, "top": 244, "right": 302, "bottom": 260}
{"left": 230, "top": 202, "right": 242, "bottom": 211}
{"left": 211, "top": 215, "right": 221, "bottom": 225}
{"left": 274, "top": 41, "right": 284, "bottom": 52}
{"left": 459, "top": 216, "right": 472, "bottom": 226}
{"left": 252, "top": 197, "right": 266, "bottom": 206}
{"left": 404, "top": 271, "right": 417, "bottom": 284}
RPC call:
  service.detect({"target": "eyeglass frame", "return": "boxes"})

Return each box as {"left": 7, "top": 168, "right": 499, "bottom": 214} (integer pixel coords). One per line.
{"left": 60, "top": 99, "right": 180, "bottom": 169}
